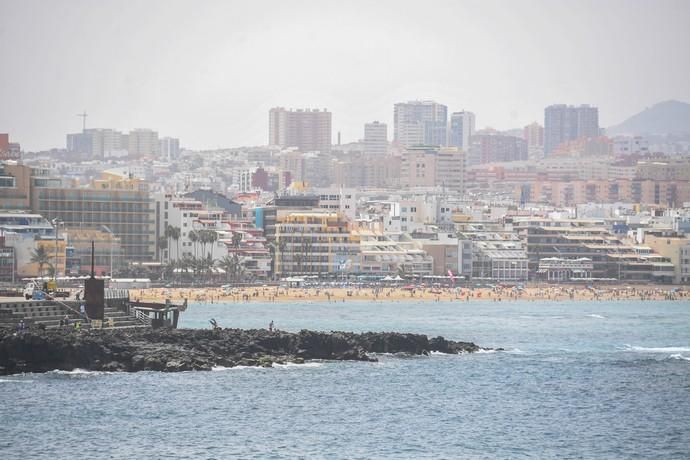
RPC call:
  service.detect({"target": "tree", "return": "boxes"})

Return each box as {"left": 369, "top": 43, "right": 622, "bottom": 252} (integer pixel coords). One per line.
{"left": 219, "top": 255, "right": 237, "bottom": 283}
{"left": 197, "top": 229, "right": 218, "bottom": 260}
{"left": 164, "top": 225, "right": 174, "bottom": 261}
{"left": 157, "top": 237, "right": 168, "bottom": 264}
{"left": 31, "top": 245, "right": 50, "bottom": 276}
{"left": 277, "top": 236, "right": 287, "bottom": 278}
{"left": 171, "top": 226, "right": 181, "bottom": 261}
{"left": 188, "top": 230, "right": 199, "bottom": 259}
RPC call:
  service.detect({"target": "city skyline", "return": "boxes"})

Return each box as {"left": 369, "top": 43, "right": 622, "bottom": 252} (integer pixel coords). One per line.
{"left": 1, "top": 0, "right": 689, "bottom": 151}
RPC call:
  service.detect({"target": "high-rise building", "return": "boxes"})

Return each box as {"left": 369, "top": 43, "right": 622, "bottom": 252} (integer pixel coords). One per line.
{"left": 128, "top": 129, "right": 159, "bottom": 157}
{"left": 449, "top": 111, "right": 475, "bottom": 150}
{"left": 544, "top": 104, "right": 599, "bottom": 155}
{"left": 269, "top": 107, "right": 332, "bottom": 153}
{"left": 66, "top": 128, "right": 124, "bottom": 158}
{"left": 469, "top": 133, "right": 528, "bottom": 165}
{"left": 363, "top": 121, "right": 388, "bottom": 156}
{"left": 159, "top": 137, "right": 180, "bottom": 161}
{"left": 523, "top": 122, "right": 544, "bottom": 149}
{"left": 394, "top": 100, "right": 447, "bottom": 148}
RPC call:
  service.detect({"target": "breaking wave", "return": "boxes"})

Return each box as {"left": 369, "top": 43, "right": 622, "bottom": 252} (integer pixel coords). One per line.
{"left": 668, "top": 354, "right": 690, "bottom": 361}
{"left": 622, "top": 345, "right": 690, "bottom": 353}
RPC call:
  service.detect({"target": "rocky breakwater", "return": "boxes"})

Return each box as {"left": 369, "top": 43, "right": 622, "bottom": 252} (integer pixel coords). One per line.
{"left": 0, "top": 328, "right": 491, "bottom": 375}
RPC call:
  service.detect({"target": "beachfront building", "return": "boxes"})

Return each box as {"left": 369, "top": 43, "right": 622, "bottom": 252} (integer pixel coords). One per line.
{"left": 354, "top": 227, "right": 434, "bottom": 276}
{"left": 516, "top": 218, "right": 674, "bottom": 282}
{"left": 641, "top": 231, "right": 690, "bottom": 284}
{"left": 31, "top": 171, "right": 156, "bottom": 263}
{"left": 274, "top": 211, "right": 360, "bottom": 277}
{"left": 457, "top": 230, "right": 529, "bottom": 282}
{"left": 216, "top": 224, "right": 272, "bottom": 281}
{"left": 537, "top": 257, "right": 594, "bottom": 282}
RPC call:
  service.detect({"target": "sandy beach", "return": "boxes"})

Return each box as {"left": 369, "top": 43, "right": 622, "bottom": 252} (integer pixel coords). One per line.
{"left": 132, "top": 285, "right": 689, "bottom": 304}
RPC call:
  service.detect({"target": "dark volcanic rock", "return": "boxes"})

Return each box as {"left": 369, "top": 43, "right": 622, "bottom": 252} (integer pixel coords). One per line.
{"left": 0, "top": 327, "right": 491, "bottom": 375}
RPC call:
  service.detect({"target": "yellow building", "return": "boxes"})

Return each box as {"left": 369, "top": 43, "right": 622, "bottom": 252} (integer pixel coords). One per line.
{"left": 644, "top": 233, "right": 690, "bottom": 284}
{"left": 275, "top": 211, "right": 360, "bottom": 276}
{"left": 25, "top": 237, "right": 66, "bottom": 277}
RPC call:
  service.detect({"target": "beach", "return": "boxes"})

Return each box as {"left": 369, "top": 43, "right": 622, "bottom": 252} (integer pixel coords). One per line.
{"left": 132, "top": 284, "right": 689, "bottom": 304}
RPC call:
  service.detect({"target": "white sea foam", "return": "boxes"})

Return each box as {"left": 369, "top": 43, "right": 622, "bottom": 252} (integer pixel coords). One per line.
{"left": 586, "top": 314, "right": 606, "bottom": 319}
{"left": 623, "top": 345, "right": 690, "bottom": 353}
{"left": 273, "top": 362, "right": 323, "bottom": 369}
{"left": 430, "top": 350, "right": 452, "bottom": 356}
{"left": 0, "top": 378, "right": 34, "bottom": 383}
{"left": 475, "top": 349, "right": 498, "bottom": 354}
{"left": 668, "top": 354, "right": 690, "bottom": 361}
{"left": 505, "top": 348, "right": 525, "bottom": 354}
{"left": 212, "top": 365, "right": 258, "bottom": 371}
{"left": 47, "top": 368, "right": 110, "bottom": 376}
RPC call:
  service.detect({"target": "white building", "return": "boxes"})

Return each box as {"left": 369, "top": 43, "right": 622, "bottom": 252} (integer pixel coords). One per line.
{"left": 128, "top": 129, "right": 159, "bottom": 157}
{"left": 314, "top": 187, "right": 357, "bottom": 222}
{"left": 159, "top": 137, "right": 180, "bottom": 161}
{"left": 364, "top": 121, "right": 388, "bottom": 156}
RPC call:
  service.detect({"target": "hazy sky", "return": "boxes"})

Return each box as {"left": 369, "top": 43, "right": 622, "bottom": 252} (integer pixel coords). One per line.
{"left": 1, "top": 0, "right": 689, "bottom": 151}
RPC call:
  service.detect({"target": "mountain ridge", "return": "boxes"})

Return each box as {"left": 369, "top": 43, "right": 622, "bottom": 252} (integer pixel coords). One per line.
{"left": 608, "top": 100, "right": 690, "bottom": 135}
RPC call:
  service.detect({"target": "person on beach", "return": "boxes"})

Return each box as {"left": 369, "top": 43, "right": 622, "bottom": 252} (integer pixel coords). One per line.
{"left": 269, "top": 320, "right": 274, "bottom": 332}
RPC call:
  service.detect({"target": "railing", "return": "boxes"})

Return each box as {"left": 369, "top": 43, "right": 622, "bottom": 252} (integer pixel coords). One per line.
{"left": 133, "top": 309, "right": 152, "bottom": 326}
{"left": 52, "top": 298, "right": 89, "bottom": 322}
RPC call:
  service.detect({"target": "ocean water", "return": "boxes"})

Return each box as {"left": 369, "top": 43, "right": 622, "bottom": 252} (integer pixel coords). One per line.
{"left": 2, "top": 300, "right": 689, "bottom": 459}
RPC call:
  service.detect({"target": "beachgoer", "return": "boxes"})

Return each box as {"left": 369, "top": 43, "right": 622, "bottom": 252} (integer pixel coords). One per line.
{"left": 64, "top": 315, "right": 70, "bottom": 327}
{"left": 17, "top": 319, "right": 26, "bottom": 334}
{"left": 269, "top": 320, "right": 274, "bottom": 332}
{"left": 74, "top": 321, "right": 81, "bottom": 331}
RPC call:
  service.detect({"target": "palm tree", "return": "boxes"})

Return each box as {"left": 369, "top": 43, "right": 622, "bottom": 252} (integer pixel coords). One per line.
{"left": 171, "top": 226, "right": 181, "bottom": 261}
{"left": 219, "top": 255, "right": 237, "bottom": 282}
{"left": 197, "top": 229, "right": 218, "bottom": 259}
{"left": 157, "top": 237, "right": 168, "bottom": 264}
{"left": 164, "top": 225, "right": 174, "bottom": 261}
{"left": 31, "top": 245, "right": 50, "bottom": 276}
{"left": 188, "top": 230, "right": 199, "bottom": 259}
{"left": 276, "top": 237, "right": 287, "bottom": 278}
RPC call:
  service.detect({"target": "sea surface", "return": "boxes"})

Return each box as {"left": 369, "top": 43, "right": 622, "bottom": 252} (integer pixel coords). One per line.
{"left": 1, "top": 300, "right": 689, "bottom": 459}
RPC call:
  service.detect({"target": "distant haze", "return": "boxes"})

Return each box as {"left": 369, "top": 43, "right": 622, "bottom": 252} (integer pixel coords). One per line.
{"left": 1, "top": 0, "right": 689, "bottom": 151}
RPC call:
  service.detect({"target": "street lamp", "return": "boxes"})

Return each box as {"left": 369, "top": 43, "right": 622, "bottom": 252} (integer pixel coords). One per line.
{"left": 51, "top": 218, "right": 61, "bottom": 283}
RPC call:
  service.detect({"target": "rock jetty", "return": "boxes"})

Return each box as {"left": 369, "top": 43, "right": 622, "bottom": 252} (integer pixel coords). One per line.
{"left": 0, "top": 328, "right": 489, "bottom": 375}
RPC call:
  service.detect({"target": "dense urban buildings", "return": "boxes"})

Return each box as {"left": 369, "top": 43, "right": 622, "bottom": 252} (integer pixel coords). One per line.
{"left": 2, "top": 96, "right": 689, "bottom": 285}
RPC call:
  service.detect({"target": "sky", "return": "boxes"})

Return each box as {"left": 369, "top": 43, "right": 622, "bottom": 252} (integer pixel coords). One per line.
{"left": 1, "top": 0, "right": 689, "bottom": 151}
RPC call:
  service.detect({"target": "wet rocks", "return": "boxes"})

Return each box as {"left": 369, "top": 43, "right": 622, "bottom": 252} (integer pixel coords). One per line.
{"left": 0, "top": 327, "right": 490, "bottom": 375}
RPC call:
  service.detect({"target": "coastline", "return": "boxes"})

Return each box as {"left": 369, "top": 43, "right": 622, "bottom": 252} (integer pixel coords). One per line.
{"left": 132, "top": 285, "right": 689, "bottom": 304}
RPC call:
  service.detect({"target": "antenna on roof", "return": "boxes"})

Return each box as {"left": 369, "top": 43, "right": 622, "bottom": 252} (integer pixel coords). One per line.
{"left": 77, "top": 111, "right": 88, "bottom": 131}
{"left": 90, "top": 240, "right": 95, "bottom": 278}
